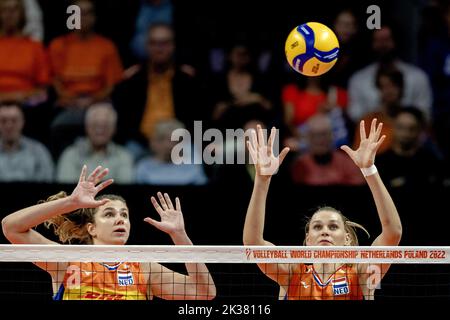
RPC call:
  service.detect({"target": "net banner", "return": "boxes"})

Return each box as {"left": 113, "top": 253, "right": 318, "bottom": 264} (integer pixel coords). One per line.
{"left": 1, "top": 245, "right": 449, "bottom": 263}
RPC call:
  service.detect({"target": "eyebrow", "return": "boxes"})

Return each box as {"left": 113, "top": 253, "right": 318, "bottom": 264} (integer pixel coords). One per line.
{"left": 103, "top": 207, "right": 128, "bottom": 212}
{"left": 311, "top": 220, "right": 339, "bottom": 224}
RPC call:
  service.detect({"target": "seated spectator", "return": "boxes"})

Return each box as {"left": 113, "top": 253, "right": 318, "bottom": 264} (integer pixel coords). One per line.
{"left": 282, "top": 76, "right": 350, "bottom": 153}
{"left": 48, "top": 0, "right": 124, "bottom": 158}
{"left": 0, "top": 0, "right": 49, "bottom": 106}
{"left": 353, "top": 67, "right": 404, "bottom": 154}
{"left": 291, "top": 114, "right": 364, "bottom": 186}
{"left": 135, "top": 119, "right": 207, "bottom": 185}
{"left": 56, "top": 102, "right": 133, "bottom": 184}
{"left": 329, "top": 8, "right": 366, "bottom": 88}
{"left": 130, "top": 0, "right": 173, "bottom": 61}
{"left": 0, "top": 101, "right": 54, "bottom": 182}
{"left": 48, "top": 0, "right": 123, "bottom": 110}
{"left": 377, "top": 107, "right": 442, "bottom": 188}
{"left": 348, "top": 25, "right": 432, "bottom": 122}
{"left": 114, "top": 23, "right": 202, "bottom": 150}
{"left": 210, "top": 43, "right": 273, "bottom": 130}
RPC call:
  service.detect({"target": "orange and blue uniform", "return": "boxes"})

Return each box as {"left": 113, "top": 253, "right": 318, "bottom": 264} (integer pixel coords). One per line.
{"left": 286, "top": 264, "right": 363, "bottom": 300}
{"left": 54, "top": 262, "right": 148, "bottom": 300}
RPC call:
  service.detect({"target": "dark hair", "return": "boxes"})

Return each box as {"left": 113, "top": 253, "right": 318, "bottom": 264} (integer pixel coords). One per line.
{"left": 43, "top": 192, "right": 127, "bottom": 244}
{"left": 303, "top": 206, "right": 370, "bottom": 246}
{"left": 394, "top": 106, "right": 426, "bottom": 128}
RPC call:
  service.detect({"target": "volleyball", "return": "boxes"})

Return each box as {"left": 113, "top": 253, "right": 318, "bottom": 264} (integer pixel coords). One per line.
{"left": 285, "top": 22, "right": 340, "bottom": 76}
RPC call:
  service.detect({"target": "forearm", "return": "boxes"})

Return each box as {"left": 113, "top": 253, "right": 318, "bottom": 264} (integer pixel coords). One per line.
{"left": 243, "top": 176, "right": 271, "bottom": 245}
{"left": 2, "top": 196, "right": 77, "bottom": 234}
{"left": 171, "top": 231, "right": 215, "bottom": 299}
{"left": 365, "top": 173, "right": 402, "bottom": 235}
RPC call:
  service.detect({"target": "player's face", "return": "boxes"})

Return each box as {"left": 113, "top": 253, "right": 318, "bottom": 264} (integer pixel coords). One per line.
{"left": 87, "top": 200, "right": 131, "bottom": 245}
{"left": 306, "top": 211, "right": 349, "bottom": 246}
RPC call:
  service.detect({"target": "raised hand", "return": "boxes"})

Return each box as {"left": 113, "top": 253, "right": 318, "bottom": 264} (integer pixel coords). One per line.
{"left": 69, "top": 165, "right": 114, "bottom": 208}
{"left": 340, "top": 119, "right": 386, "bottom": 168}
{"left": 145, "top": 192, "right": 185, "bottom": 237}
{"left": 246, "top": 125, "right": 290, "bottom": 177}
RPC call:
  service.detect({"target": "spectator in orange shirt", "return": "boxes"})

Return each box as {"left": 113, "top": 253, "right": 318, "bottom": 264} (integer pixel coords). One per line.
{"left": 0, "top": 0, "right": 49, "bottom": 106}
{"left": 48, "top": 0, "right": 124, "bottom": 158}
{"left": 48, "top": 0, "right": 124, "bottom": 109}
{"left": 282, "top": 77, "right": 351, "bottom": 153}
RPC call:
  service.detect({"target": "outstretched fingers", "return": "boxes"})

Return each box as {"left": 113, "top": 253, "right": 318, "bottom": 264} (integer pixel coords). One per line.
{"left": 143, "top": 217, "right": 162, "bottom": 230}
{"left": 87, "top": 165, "right": 103, "bottom": 182}
{"left": 267, "top": 127, "right": 276, "bottom": 157}
{"left": 95, "top": 178, "right": 114, "bottom": 193}
{"left": 163, "top": 193, "right": 174, "bottom": 210}
{"left": 257, "top": 124, "right": 266, "bottom": 148}
{"left": 157, "top": 192, "right": 168, "bottom": 210}
{"left": 78, "top": 165, "right": 87, "bottom": 183}
{"left": 151, "top": 196, "right": 164, "bottom": 216}
{"left": 375, "top": 135, "right": 387, "bottom": 152}
{"left": 359, "top": 120, "right": 367, "bottom": 141}
{"left": 374, "top": 122, "right": 383, "bottom": 142}
{"left": 369, "top": 118, "right": 377, "bottom": 139}
{"left": 278, "top": 147, "right": 290, "bottom": 166}
{"left": 95, "top": 167, "right": 110, "bottom": 184}
{"left": 175, "top": 197, "right": 181, "bottom": 212}
{"left": 340, "top": 145, "right": 355, "bottom": 160}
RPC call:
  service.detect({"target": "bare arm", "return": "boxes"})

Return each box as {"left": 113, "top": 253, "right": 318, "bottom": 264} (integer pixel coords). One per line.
{"left": 341, "top": 119, "right": 402, "bottom": 282}
{"left": 1, "top": 165, "right": 113, "bottom": 279}
{"left": 243, "top": 126, "right": 291, "bottom": 285}
{"left": 145, "top": 193, "right": 216, "bottom": 300}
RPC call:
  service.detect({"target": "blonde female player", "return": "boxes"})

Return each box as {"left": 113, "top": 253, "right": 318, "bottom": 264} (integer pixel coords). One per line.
{"left": 1, "top": 165, "right": 216, "bottom": 300}
{"left": 243, "top": 119, "right": 402, "bottom": 300}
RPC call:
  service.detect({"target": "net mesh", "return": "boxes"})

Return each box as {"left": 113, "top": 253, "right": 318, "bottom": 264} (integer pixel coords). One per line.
{"left": 0, "top": 245, "right": 449, "bottom": 300}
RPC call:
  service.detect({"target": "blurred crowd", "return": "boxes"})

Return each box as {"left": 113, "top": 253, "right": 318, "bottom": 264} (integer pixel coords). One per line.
{"left": 0, "top": 0, "right": 449, "bottom": 190}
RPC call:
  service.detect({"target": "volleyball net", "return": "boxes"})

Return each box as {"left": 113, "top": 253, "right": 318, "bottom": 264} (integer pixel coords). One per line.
{"left": 0, "top": 245, "right": 449, "bottom": 300}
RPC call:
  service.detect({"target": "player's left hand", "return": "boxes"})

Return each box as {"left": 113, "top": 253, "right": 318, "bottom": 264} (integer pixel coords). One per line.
{"left": 340, "top": 118, "right": 385, "bottom": 169}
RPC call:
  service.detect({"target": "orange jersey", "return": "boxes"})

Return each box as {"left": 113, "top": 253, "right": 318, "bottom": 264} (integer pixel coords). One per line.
{"left": 48, "top": 33, "right": 123, "bottom": 96}
{"left": 54, "top": 262, "right": 148, "bottom": 300}
{"left": 0, "top": 36, "right": 50, "bottom": 92}
{"left": 286, "top": 264, "right": 363, "bottom": 300}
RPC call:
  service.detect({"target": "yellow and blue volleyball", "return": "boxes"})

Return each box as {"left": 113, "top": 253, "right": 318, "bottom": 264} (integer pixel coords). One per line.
{"left": 285, "top": 22, "right": 339, "bottom": 76}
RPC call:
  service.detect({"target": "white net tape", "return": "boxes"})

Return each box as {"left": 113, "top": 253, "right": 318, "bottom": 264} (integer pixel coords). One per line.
{"left": 1, "top": 245, "right": 449, "bottom": 263}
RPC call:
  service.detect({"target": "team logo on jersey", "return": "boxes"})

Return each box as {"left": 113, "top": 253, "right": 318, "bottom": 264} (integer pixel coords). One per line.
{"left": 332, "top": 277, "right": 349, "bottom": 295}
{"left": 117, "top": 271, "right": 134, "bottom": 286}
